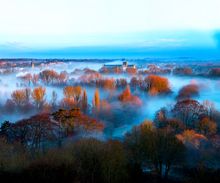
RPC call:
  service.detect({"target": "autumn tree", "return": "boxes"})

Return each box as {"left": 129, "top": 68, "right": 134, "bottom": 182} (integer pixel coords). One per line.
{"left": 31, "top": 86, "right": 46, "bottom": 108}
{"left": 176, "top": 129, "right": 207, "bottom": 149}
{"left": 39, "top": 69, "right": 59, "bottom": 84}
{"left": 203, "top": 100, "right": 216, "bottom": 120}
{"left": 72, "top": 86, "right": 82, "bottom": 105}
{"left": 130, "top": 77, "right": 143, "bottom": 89}
{"left": 63, "top": 86, "right": 75, "bottom": 99}
{"left": 81, "top": 89, "right": 88, "bottom": 113}
{"left": 63, "top": 86, "right": 82, "bottom": 106}
{"left": 124, "top": 121, "right": 185, "bottom": 178}
{"left": 177, "top": 84, "right": 199, "bottom": 101}
{"left": 116, "top": 78, "right": 127, "bottom": 88}
{"left": 93, "top": 89, "right": 100, "bottom": 112}
{"left": 173, "top": 67, "right": 192, "bottom": 75}
{"left": 118, "top": 86, "right": 142, "bottom": 106}
{"left": 10, "top": 113, "right": 56, "bottom": 151}
{"left": 197, "top": 117, "right": 217, "bottom": 137}
{"left": 58, "top": 71, "right": 68, "bottom": 84}
{"left": 144, "top": 75, "right": 170, "bottom": 95}
{"left": 52, "top": 108, "right": 104, "bottom": 137}
{"left": 11, "top": 89, "right": 27, "bottom": 106}
{"left": 32, "top": 74, "right": 39, "bottom": 85}
{"left": 126, "top": 67, "right": 137, "bottom": 75}
{"left": 154, "top": 108, "right": 184, "bottom": 134}
{"left": 172, "top": 99, "right": 206, "bottom": 129}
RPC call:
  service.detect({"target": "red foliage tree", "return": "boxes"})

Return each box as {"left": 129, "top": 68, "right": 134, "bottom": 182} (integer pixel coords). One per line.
{"left": 118, "top": 86, "right": 142, "bottom": 106}
{"left": 177, "top": 84, "right": 199, "bottom": 100}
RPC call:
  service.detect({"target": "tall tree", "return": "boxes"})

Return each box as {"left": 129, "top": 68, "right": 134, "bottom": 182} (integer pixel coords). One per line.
{"left": 81, "top": 89, "right": 88, "bottom": 113}
{"left": 31, "top": 86, "right": 46, "bottom": 108}
{"left": 93, "top": 89, "right": 100, "bottom": 112}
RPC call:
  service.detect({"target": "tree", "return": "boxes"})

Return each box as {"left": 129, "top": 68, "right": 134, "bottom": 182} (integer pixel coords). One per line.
{"left": 130, "top": 77, "right": 140, "bottom": 89}
{"left": 72, "top": 86, "right": 82, "bottom": 105}
{"left": 63, "top": 86, "right": 82, "bottom": 106}
{"left": 118, "top": 86, "right": 142, "bottom": 106}
{"left": 177, "top": 84, "right": 199, "bottom": 101}
{"left": 63, "top": 86, "right": 75, "bottom": 99}
{"left": 124, "top": 121, "right": 185, "bottom": 178}
{"left": 197, "top": 117, "right": 217, "bottom": 137}
{"left": 32, "top": 86, "right": 46, "bottom": 108}
{"left": 32, "top": 74, "right": 39, "bottom": 85}
{"left": 11, "top": 89, "right": 27, "bottom": 106}
{"left": 154, "top": 108, "right": 168, "bottom": 128}
{"left": 209, "top": 68, "right": 220, "bottom": 77}
{"left": 71, "top": 138, "right": 128, "bottom": 183}
{"left": 93, "top": 89, "right": 100, "bottom": 112}
{"left": 81, "top": 89, "right": 88, "bottom": 113}
{"left": 101, "top": 140, "right": 128, "bottom": 183}
{"left": 0, "top": 138, "right": 28, "bottom": 171}
{"left": 173, "top": 67, "right": 192, "bottom": 75}
{"left": 24, "top": 88, "right": 31, "bottom": 104}
{"left": 144, "top": 75, "right": 170, "bottom": 95}
{"left": 72, "top": 139, "right": 104, "bottom": 183}
{"left": 0, "top": 121, "right": 12, "bottom": 139}
{"left": 39, "top": 69, "right": 59, "bottom": 84}
{"left": 176, "top": 130, "right": 207, "bottom": 149}
{"left": 203, "top": 100, "right": 216, "bottom": 120}
{"left": 52, "top": 108, "right": 104, "bottom": 137}
{"left": 172, "top": 99, "right": 206, "bottom": 129}
{"left": 116, "top": 78, "right": 127, "bottom": 88}
{"left": 10, "top": 113, "right": 56, "bottom": 151}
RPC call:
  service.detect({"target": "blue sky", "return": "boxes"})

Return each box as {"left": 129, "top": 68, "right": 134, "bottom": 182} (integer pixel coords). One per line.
{"left": 0, "top": 0, "right": 220, "bottom": 58}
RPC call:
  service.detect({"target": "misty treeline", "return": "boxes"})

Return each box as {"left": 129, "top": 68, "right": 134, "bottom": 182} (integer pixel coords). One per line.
{"left": 1, "top": 63, "right": 220, "bottom": 182}
{"left": 1, "top": 88, "right": 220, "bottom": 182}
{"left": 1, "top": 99, "right": 220, "bottom": 183}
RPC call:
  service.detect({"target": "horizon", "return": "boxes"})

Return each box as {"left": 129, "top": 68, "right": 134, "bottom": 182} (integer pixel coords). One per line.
{"left": 1, "top": 0, "right": 220, "bottom": 58}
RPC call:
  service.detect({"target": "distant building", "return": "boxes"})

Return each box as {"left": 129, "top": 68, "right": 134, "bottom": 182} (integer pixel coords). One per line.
{"left": 102, "top": 61, "right": 136, "bottom": 72}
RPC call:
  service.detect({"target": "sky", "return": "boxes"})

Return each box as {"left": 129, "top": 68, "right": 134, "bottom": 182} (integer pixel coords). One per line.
{"left": 0, "top": 0, "right": 220, "bottom": 58}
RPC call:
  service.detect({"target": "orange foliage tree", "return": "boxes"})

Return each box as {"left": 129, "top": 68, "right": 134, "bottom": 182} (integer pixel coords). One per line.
{"left": 11, "top": 89, "right": 28, "bottom": 106}
{"left": 144, "top": 75, "right": 170, "bottom": 95}
{"left": 176, "top": 130, "right": 207, "bottom": 149}
{"left": 31, "top": 86, "right": 46, "bottom": 108}
{"left": 52, "top": 108, "right": 104, "bottom": 137}
{"left": 63, "top": 86, "right": 82, "bottom": 106}
{"left": 197, "top": 117, "right": 217, "bottom": 137}
{"left": 118, "top": 86, "right": 142, "bottom": 106}
{"left": 81, "top": 89, "right": 88, "bottom": 112}
{"left": 126, "top": 67, "right": 137, "bottom": 75}
{"left": 93, "top": 89, "right": 100, "bottom": 112}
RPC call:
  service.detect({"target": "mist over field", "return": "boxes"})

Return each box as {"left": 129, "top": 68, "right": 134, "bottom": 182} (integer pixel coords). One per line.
{"left": 1, "top": 0, "right": 220, "bottom": 182}
{"left": 1, "top": 59, "right": 220, "bottom": 138}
